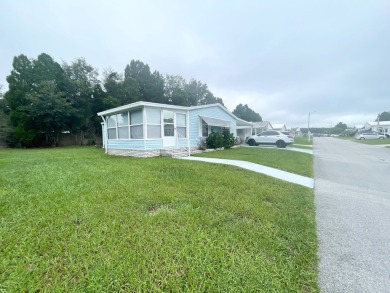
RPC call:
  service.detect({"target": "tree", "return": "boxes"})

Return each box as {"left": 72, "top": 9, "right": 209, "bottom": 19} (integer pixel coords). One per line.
{"left": 22, "top": 81, "right": 73, "bottom": 145}
{"left": 5, "top": 53, "right": 70, "bottom": 146}
{"left": 103, "top": 70, "right": 123, "bottom": 107}
{"left": 125, "top": 60, "right": 164, "bottom": 103}
{"left": 334, "top": 122, "right": 347, "bottom": 130}
{"left": 377, "top": 111, "right": 390, "bottom": 121}
{"left": 184, "top": 79, "right": 224, "bottom": 106}
{"left": 232, "top": 104, "right": 262, "bottom": 122}
{"left": 62, "top": 58, "right": 103, "bottom": 144}
{"left": 0, "top": 85, "right": 11, "bottom": 146}
{"left": 164, "top": 75, "right": 188, "bottom": 106}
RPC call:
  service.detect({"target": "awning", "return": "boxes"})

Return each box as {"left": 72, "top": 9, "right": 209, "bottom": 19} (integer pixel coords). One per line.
{"left": 200, "top": 116, "right": 231, "bottom": 128}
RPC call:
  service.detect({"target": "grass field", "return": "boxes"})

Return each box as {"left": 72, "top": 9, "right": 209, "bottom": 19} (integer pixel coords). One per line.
{"left": 0, "top": 147, "right": 318, "bottom": 292}
{"left": 195, "top": 147, "right": 313, "bottom": 177}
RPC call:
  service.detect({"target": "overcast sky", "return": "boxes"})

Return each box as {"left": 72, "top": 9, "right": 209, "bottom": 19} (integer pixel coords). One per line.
{"left": 1, "top": 0, "right": 389, "bottom": 128}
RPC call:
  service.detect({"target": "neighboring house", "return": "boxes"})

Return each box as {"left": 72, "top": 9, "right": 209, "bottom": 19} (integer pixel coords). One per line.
{"left": 251, "top": 121, "right": 273, "bottom": 135}
{"left": 364, "top": 121, "right": 390, "bottom": 137}
{"left": 354, "top": 125, "right": 365, "bottom": 133}
{"left": 97, "top": 101, "right": 252, "bottom": 157}
{"left": 272, "top": 123, "right": 288, "bottom": 132}
{"left": 291, "top": 127, "right": 302, "bottom": 137}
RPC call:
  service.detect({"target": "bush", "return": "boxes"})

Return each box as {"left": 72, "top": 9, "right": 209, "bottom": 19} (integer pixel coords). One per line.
{"left": 222, "top": 128, "right": 235, "bottom": 149}
{"left": 206, "top": 132, "right": 223, "bottom": 149}
{"left": 206, "top": 129, "right": 235, "bottom": 149}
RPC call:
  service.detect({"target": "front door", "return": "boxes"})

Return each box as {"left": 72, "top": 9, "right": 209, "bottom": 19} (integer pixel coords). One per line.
{"left": 163, "top": 110, "right": 176, "bottom": 147}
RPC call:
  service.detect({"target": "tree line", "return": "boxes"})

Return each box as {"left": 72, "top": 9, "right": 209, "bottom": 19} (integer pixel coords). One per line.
{"left": 0, "top": 53, "right": 261, "bottom": 147}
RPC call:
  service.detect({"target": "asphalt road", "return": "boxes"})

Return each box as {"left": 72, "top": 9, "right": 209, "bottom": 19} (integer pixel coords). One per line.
{"left": 314, "top": 138, "right": 390, "bottom": 292}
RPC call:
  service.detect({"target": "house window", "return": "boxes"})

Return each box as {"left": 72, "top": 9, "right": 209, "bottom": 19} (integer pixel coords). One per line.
{"left": 146, "top": 108, "right": 161, "bottom": 138}
{"left": 211, "top": 126, "right": 223, "bottom": 133}
{"left": 177, "top": 113, "right": 186, "bottom": 138}
{"left": 202, "top": 120, "right": 208, "bottom": 137}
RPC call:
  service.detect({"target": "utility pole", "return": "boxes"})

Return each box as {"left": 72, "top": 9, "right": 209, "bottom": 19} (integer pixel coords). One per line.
{"left": 308, "top": 112, "right": 311, "bottom": 142}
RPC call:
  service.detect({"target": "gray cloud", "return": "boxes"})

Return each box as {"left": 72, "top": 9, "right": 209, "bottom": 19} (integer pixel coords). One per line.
{"left": 1, "top": 0, "right": 389, "bottom": 128}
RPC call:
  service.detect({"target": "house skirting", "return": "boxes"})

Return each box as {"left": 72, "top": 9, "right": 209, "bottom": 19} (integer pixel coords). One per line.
{"left": 107, "top": 147, "right": 201, "bottom": 158}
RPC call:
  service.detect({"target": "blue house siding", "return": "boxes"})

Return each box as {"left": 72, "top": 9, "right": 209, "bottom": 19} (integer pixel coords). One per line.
{"left": 145, "top": 139, "right": 163, "bottom": 149}
{"left": 107, "top": 140, "right": 145, "bottom": 149}
{"left": 188, "top": 105, "right": 238, "bottom": 147}
{"left": 108, "top": 139, "right": 164, "bottom": 149}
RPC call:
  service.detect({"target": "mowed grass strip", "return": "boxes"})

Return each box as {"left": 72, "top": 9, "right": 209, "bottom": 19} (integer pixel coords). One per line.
{"left": 293, "top": 137, "right": 313, "bottom": 146}
{"left": 338, "top": 136, "right": 390, "bottom": 145}
{"left": 194, "top": 147, "right": 313, "bottom": 178}
{"left": 0, "top": 147, "right": 318, "bottom": 292}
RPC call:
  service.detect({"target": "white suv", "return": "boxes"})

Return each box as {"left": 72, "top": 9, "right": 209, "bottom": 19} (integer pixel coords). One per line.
{"left": 246, "top": 131, "right": 293, "bottom": 148}
{"left": 354, "top": 132, "right": 385, "bottom": 140}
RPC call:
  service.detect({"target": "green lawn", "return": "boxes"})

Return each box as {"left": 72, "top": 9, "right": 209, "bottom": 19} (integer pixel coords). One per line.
{"left": 0, "top": 147, "right": 318, "bottom": 292}
{"left": 195, "top": 147, "right": 313, "bottom": 177}
{"left": 338, "top": 136, "right": 390, "bottom": 145}
{"left": 292, "top": 137, "right": 313, "bottom": 146}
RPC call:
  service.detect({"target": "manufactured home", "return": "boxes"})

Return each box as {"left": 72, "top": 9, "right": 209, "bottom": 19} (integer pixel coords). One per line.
{"left": 97, "top": 101, "right": 252, "bottom": 157}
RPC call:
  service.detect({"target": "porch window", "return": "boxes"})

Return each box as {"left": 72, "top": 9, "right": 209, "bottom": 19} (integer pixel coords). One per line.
{"left": 117, "top": 112, "right": 129, "bottom": 139}
{"left": 177, "top": 113, "right": 186, "bottom": 138}
{"left": 146, "top": 108, "right": 161, "bottom": 138}
{"left": 106, "top": 109, "right": 144, "bottom": 140}
{"left": 107, "top": 115, "right": 117, "bottom": 139}
{"left": 130, "top": 109, "right": 143, "bottom": 139}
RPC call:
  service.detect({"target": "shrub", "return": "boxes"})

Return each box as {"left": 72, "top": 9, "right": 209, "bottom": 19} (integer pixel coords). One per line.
{"left": 222, "top": 128, "right": 235, "bottom": 149}
{"left": 206, "top": 129, "right": 235, "bottom": 149}
{"left": 206, "top": 132, "right": 223, "bottom": 149}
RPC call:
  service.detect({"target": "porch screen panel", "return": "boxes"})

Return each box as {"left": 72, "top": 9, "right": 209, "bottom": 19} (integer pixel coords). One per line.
{"left": 117, "top": 112, "right": 129, "bottom": 139}
{"left": 130, "top": 109, "right": 143, "bottom": 139}
{"left": 146, "top": 108, "right": 161, "bottom": 138}
{"left": 130, "top": 110, "right": 143, "bottom": 125}
{"left": 118, "top": 127, "right": 129, "bottom": 139}
{"left": 177, "top": 113, "right": 186, "bottom": 138}
{"left": 130, "top": 125, "right": 143, "bottom": 139}
{"left": 147, "top": 125, "right": 161, "bottom": 138}
{"left": 108, "top": 128, "right": 117, "bottom": 139}
{"left": 107, "top": 115, "right": 117, "bottom": 139}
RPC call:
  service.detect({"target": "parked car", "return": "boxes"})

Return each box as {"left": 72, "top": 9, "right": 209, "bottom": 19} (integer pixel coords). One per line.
{"left": 354, "top": 132, "right": 385, "bottom": 140}
{"left": 246, "top": 130, "right": 294, "bottom": 148}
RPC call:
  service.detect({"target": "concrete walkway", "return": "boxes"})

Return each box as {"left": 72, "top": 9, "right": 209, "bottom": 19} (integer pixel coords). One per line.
{"left": 280, "top": 147, "right": 313, "bottom": 154}
{"left": 179, "top": 156, "right": 314, "bottom": 188}
{"left": 244, "top": 145, "right": 313, "bottom": 154}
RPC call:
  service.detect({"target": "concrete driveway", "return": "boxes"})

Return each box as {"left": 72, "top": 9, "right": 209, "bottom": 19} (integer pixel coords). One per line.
{"left": 314, "top": 138, "right": 390, "bottom": 292}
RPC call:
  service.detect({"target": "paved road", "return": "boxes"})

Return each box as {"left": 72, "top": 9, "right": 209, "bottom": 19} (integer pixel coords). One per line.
{"left": 314, "top": 138, "right": 390, "bottom": 292}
